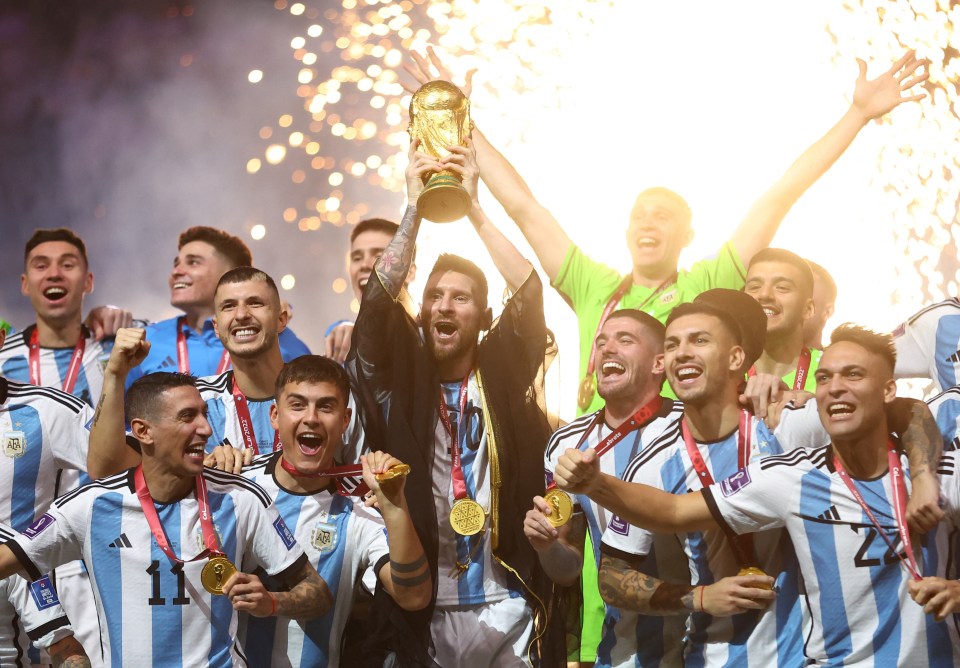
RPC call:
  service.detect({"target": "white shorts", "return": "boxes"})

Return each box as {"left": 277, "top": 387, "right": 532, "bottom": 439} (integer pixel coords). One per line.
{"left": 430, "top": 596, "right": 533, "bottom": 667}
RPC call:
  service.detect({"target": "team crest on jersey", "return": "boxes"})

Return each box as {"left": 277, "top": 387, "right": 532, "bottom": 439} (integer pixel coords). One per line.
{"left": 310, "top": 520, "right": 339, "bottom": 553}
{"left": 659, "top": 288, "right": 678, "bottom": 305}
{"left": 29, "top": 575, "right": 60, "bottom": 610}
{"left": 2, "top": 431, "right": 26, "bottom": 458}
{"left": 720, "top": 468, "right": 751, "bottom": 497}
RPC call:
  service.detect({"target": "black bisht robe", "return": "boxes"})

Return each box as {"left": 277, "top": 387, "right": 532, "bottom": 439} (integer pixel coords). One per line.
{"left": 346, "top": 268, "right": 565, "bottom": 667}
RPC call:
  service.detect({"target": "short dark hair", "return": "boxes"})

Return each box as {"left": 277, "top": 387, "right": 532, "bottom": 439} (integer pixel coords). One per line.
{"left": 178, "top": 227, "right": 252, "bottom": 269}
{"left": 275, "top": 355, "right": 351, "bottom": 404}
{"left": 428, "top": 254, "right": 488, "bottom": 309}
{"left": 216, "top": 266, "right": 280, "bottom": 303}
{"left": 605, "top": 309, "right": 666, "bottom": 349}
{"left": 666, "top": 301, "right": 743, "bottom": 348}
{"left": 24, "top": 228, "right": 89, "bottom": 269}
{"left": 747, "top": 248, "right": 814, "bottom": 297}
{"left": 828, "top": 324, "right": 896, "bottom": 374}
{"left": 806, "top": 259, "right": 837, "bottom": 302}
{"left": 350, "top": 218, "right": 398, "bottom": 243}
{"left": 125, "top": 372, "right": 197, "bottom": 424}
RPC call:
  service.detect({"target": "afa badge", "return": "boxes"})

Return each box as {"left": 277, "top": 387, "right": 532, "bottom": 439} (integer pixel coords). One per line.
{"left": 3, "top": 431, "right": 26, "bottom": 458}
{"left": 311, "top": 521, "right": 339, "bottom": 553}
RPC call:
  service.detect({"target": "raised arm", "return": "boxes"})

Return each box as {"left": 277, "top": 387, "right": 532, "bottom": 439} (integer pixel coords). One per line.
{"left": 88, "top": 327, "right": 148, "bottom": 478}
{"left": 442, "top": 140, "right": 534, "bottom": 292}
{"left": 730, "top": 50, "right": 928, "bottom": 265}
{"left": 362, "top": 451, "right": 432, "bottom": 610}
{"left": 887, "top": 397, "right": 945, "bottom": 534}
{"left": 404, "top": 47, "right": 573, "bottom": 281}
{"left": 554, "top": 448, "right": 716, "bottom": 533}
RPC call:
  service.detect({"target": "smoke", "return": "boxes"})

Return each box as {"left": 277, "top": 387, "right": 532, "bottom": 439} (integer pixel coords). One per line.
{"left": 0, "top": 0, "right": 383, "bottom": 347}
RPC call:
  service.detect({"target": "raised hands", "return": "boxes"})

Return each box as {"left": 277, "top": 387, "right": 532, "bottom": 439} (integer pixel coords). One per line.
{"left": 106, "top": 327, "right": 150, "bottom": 377}
{"left": 405, "top": 137, "right": 442, "bottom": 203}
{"left": 851, "top": 49, "right": 929, "bottom": 123}
{"left": 404, "top": 45, "right": 476, "bottom": 98}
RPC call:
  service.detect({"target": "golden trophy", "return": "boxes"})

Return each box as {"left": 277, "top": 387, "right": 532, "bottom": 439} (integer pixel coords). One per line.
{"left": 409, "top": 80, "right": 472, "bottom": 223}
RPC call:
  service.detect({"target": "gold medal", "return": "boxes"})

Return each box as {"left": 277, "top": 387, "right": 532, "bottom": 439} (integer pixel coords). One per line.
{"left": 201, "top": 555, "right": 238, "bottom": 595}
{"left": 577, "top": 375, "right": 596, "bottom": 411}
{"left": 449, "top": 498, "right": 486, "bottom": 536}
{"left": 375, "top": 463, "right": 411, "bottom": 482}
{"left": 737, "top": 566, "right": 772, "bottom": 590}
{"left": 543, "top": 488, "right": 573, "bottom": 527}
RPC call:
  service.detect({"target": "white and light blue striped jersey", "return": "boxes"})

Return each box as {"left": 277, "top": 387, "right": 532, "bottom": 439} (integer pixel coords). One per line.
{"left": 8, "top": 467, "right": 307, "bottom": 668}
{"left": 704, "top": 448, "right": 960, "bottom": 667}
{"left": 196, "top": 371, "right": 367, "bottom": 465}
{"left": 0, "top": 325, "right": 113, "bottom": 409}
{"left": 927, "top": 387, "right": 960, "bottom": 452}
{"left": 893, "top": 298, "right": 960, "bottom": 392}
{"left": 601, "top": 401, "right": 826, "bottom": 668}
{"left": 433, "top": 374, "right": 518, "bottom": 607}
{"left": 544, "top": 400, "right": 688, "bottom": 668}
{"left": 240, "top": 453, "right": 389, "bottom": 667}
{"left": 0, "top": 524, "right": 74, "bottom": 667}
{"left": 0, "top": 378, "right": 91, "bottom": 532}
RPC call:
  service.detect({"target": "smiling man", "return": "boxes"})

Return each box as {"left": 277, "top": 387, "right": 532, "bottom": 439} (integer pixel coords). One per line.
{"left": 0, "top": 372, "right": 328, "bottom": 667}
{"left": 556, "top": 325, "right": 960, "bottom": 667}
{"left": 240, "top": 355, "right": 431, "bottom": 667}
{"left": 124, "top": 227, "right": 310, "bottom": 387}
{"left": 1, "top": 228, "right": 112, "bottom": 408}
{"left": 347, "top": 140, "right": 561, "bottom": 666}
{"left": 527, "top": 309, "right": 688, "bottom": 668}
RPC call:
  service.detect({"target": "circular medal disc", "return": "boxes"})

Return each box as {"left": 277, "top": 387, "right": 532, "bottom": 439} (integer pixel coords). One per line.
{"left": 577, "top": 376, "right": 596, "bottom": 410}
{"left": 737, "top": 566, "right": 772, "bottom": 590}
{"left": 201, "top": 555, "right": 238, "bottom": 596}
{"left": 449, "top": 498, "right": 486, "bottom": 536}
{"left": 543, "top": 489, "right": 573, "bottom": 527}
{"left": 375, "top": 463, "right": 411, "bottom": 482}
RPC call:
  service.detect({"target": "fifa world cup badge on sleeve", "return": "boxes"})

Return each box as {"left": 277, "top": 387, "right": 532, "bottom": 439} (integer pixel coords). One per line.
{"left": 3, "top": 431, "right": 26, "bottom": 458}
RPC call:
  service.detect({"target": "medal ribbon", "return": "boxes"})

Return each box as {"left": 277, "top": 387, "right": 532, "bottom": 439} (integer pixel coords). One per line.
{"left": 28, "top": 328, "right": 85, "bottom": 394}
{"left": 547, "top": 395, "right": 665, "bottom": 491}
{"left": 231, "top": 376, "right": 280, "bottom": 456}
{"left": 134, "top": 465, "right": 222, "bottom": 563}
{"left": 583, "top": 273, "right": 678, "bottom": 380}
{"left": 748, "top": 347, "right": 812, "bottom": 391}
{"left": 682, "top": 411, "right": 756, "bottom": 566}
{"left": 277, "top": 456, "right": 369, "bottom": 497}
{"left": 438, "top": 372, "right": 473, "bottom": 502}
{"left": 176, "top": 316, "right": 231, "bottom": 375}
{"left": 833, "top": 440, "right": 922, "bottom": 581}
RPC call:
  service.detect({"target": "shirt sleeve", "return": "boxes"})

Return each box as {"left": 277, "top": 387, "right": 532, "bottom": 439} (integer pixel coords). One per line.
{"left": 936, "top": 452, "right": 960, "bottom": 525}
{"left": 352, "top": 505, "right": 389, "bottom": 593}
{"left": 244, "top": 495, "right": 307, "bottom": 578}
{"left": 551, "top": 244, "right": 625, "bottom": 312}
{"left": 8, "top": 505, "right": 85, "bottom": 581}
{"left": 774, "top": 400, "right": 829, "bottom": 452}
{"left": 279, "top": 327, "right": 312, "bottom": 362}
{"left": 928, "top": 389, "right": 960, "bottom": 451}
{"left": 5, "top": 574, "right": 74, "bottom": 649}
{"left": 52, "top": 403, "right": 94, "bottom": 473}
{"left": 702, "top": 460, "right": 790, "bottom": 536}
{"left": 599, "top": 461, "right": 660, "bottom": 562}
{"left": 892, "top": 307, "right": 936, "bottom": 380}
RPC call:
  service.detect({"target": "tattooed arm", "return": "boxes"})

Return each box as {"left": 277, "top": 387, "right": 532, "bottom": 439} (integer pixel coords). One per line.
{"left": 888, "top": 397, "right": 946, "bottom": 534}
{"left": 598, "top": 553, "right": 775, "bottom": 616}
{"left": 374, "top": 139, "right": 439, "bottom": 299}
{"left": 362, "top": 452, "right": 432, "bottom": 610}
{"left": 48, "top": 635, "right": 91, "bottom": 668}
{"left": 224, "top": 558, "right": 332, "bottom": 619}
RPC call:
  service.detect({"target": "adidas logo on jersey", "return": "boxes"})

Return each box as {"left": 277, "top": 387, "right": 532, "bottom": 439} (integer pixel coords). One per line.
{"left": 816, "top": 505, "right": 841, "bottom": 522}
{"left": 108, "top": 533, "right": 133, "bottom": 548}
{"left": 160, "top": 355, "right": 177, "bottom": 369}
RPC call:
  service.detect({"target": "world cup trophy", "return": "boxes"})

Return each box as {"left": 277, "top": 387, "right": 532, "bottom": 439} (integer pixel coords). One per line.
{"left": 408, "top": 80, "right": 472, "bottom": 223}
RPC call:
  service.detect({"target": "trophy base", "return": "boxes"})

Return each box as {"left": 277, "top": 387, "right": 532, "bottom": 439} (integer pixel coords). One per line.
{"left": 417, "top": 176, "right": 472, "bottom": 223}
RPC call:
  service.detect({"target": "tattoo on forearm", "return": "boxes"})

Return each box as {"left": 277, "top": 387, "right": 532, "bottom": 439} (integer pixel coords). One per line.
{"left": 48, "top": 635, "right": 90, "bottom": 668}
{"left": 91, "top": 396, "right": 104, "bottom": 429}
{"left": 376, "top": 205, "right": 420, "bottom": 297}
{"left": 899, "top": 399, "right": 941, "bottom": 475}
{"left": 598, "top": 556, "right": 693, "bottom": 615}
{"left": 277, "top": 563, "right": 332, "bottom": 619}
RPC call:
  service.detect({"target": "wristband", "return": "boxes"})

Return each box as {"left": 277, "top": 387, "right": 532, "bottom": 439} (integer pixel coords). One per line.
{"left": 698, "top": 585, "right": 705, "bottom": 613}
